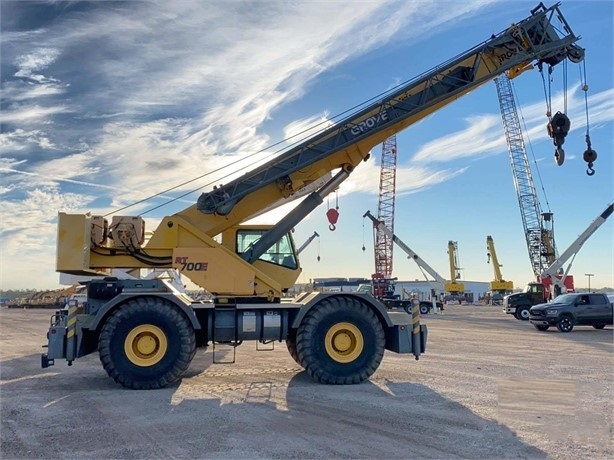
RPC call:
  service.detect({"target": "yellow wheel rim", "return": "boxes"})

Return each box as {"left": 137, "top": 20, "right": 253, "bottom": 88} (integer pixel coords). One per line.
{"left": 324, "top": 322, "right": 363, "bottom": 363}
{"left": 124, "top": 324, "right": 168, "bottom": 367}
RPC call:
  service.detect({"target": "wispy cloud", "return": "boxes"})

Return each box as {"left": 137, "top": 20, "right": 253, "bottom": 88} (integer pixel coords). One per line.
{"left": 413, "top": 85, "right": 614, "bottom": 163}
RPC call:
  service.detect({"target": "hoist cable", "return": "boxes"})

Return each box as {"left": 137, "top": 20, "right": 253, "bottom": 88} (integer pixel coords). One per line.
{"left": 562, "top": 59, "right": 568, "bottom": 114}
{"left": 580, "top": 60, "right": 591, "bottom": 135}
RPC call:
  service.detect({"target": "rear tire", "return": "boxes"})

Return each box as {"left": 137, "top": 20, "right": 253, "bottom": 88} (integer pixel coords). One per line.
{"left": 419, "top": 303, "right": 430, "bottom": 315}
{"left": 99, "top": 297, "right": 196, "bottom": 389}
{"left": 533, "top": 325, "right": 549, "bottom": 331}
{"left": 592, "top": 324, "right": 606, "bottom": 330}
{"left": 296, "top": 296, "right": 385, "bottom": 384}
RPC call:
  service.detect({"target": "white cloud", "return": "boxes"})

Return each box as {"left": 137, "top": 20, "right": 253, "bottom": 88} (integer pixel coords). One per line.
{"left": 0, "top": 129, "right": 56, "bottom": 153}
{"left": 412, "top": 86, "right": 614, "bottom": 164}
{"left": 14, "top": 47, "right": 61, "bottom": 82}
{"left": 0, "top": 104, "right": 69, "bottom": 124}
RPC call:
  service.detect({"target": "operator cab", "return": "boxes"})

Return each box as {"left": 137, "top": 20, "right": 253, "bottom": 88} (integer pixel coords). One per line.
{"left": 235, "top": 228, "right": 298, "bottom": 269}
{"left": 220, "top": 225, "right": 302, "bottom": 295}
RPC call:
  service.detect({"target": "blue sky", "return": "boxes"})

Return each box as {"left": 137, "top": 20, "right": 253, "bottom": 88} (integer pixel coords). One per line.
{"left": 1, "top": 0, "right": 612, "bottom": 291}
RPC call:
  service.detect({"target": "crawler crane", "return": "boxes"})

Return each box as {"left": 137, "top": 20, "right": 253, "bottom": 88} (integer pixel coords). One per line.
{"left": 42, "top": 3, "right": 588, "bottom": 389}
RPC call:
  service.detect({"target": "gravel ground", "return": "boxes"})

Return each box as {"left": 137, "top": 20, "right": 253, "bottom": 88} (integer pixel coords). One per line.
{"left": 1, "top": 305, "right": 612, "bottom": 459}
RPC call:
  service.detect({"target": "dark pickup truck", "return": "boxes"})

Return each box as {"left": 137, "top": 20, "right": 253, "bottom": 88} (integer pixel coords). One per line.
{"left": 529, "top": 293, "right": 613, "bottom": 332}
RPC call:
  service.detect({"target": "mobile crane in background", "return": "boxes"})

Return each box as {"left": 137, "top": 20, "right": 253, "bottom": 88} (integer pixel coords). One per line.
{"left": 504, "top": 201, "right": 613, "bottom": 319}
{"left": 446, "top": 241, "right": 465, "bottom": 300}
{"left": 42, "top": 3, "right": 589, "bottom": 389}
{"left": 486, "top": 235, "right": 514, "bottom": 304}
{"left": 297, "top": 231, "right": 320, "bottom": 255}
{"left": 363, "top": 211, "right": 445, "bottom": 314}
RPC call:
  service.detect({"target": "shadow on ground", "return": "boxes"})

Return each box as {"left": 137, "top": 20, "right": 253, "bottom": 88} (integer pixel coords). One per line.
{"left": 1, "top": 354, "right": 546, "bottom": 459}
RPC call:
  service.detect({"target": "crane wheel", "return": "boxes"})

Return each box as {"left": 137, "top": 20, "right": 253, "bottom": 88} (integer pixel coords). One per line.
{"left": 285, "top": 329, "right": 303, "bottom": 367}
{"left": 98, "top": 297, "right": 196, "bottom": 389}
{"left": 295, "top": 296, "right": 385, "bottom": 384}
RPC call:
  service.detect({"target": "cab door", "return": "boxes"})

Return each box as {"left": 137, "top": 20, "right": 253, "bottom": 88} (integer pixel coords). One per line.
{"left": 573, "top": 294, "right": 592, "bottom": 325}
{"left": 588, "top": 294, "right": 613, "bottom": 324}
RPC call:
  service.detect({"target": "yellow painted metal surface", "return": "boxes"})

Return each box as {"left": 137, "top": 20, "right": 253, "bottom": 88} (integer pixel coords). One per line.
{"left": 324, "top": 322, "right": 364, "bottom": 364}
{"left": 490, "top": 280, "right": 515, "bottom": 291}
{"left": 444, "top": 282, "right": 465, "bottom": 293}
{"left": 124, "top": 325, "right": 168, "bottom": 367}
{"left": 56, "top": 213, "right": 108, "bottom": 276}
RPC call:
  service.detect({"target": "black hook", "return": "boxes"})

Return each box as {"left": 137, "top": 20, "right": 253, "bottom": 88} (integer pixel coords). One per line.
{"left": 583, "top": 135, "right": 597, "bottom": 176}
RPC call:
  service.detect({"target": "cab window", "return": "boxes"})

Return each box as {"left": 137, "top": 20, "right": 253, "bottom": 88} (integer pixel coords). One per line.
{"left": 236, "top": 230, "right": 297, "bottom": 269}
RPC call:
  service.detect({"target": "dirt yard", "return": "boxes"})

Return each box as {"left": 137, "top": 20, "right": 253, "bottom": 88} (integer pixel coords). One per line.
{"left": 1, "top": 305, "right": 612, "bottom": 459}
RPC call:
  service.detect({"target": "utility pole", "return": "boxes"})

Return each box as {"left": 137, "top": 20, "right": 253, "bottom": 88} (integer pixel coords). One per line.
{"left": 585, "top": 273, "right": 594, "bottom": 293}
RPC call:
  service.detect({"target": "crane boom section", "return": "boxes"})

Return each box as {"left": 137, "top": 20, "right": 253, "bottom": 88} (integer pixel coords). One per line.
{"left": 487, "top": 236, "right": 505, "bottom": 282}
{"left": 495, "top": 74, "right": 557, "bottom": 276}
{"left": 541, "top": 202, "right": 613, "bottom": 280}
{"left": 446, "top": 241, "right": 465, "bottom": 293}
{"left": 195, "top": 3, "right": 583, "bottom": 231}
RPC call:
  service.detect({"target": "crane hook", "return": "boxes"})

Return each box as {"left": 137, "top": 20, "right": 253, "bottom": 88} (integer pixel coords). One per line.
{"left": 326, "top": 207, "right": 339, "bottom": 231}
{"left": 583, "top": 134, "right": 597, "bottom": 176}
{"left": 554, "top": 147, "right": 565, "bottom": 167}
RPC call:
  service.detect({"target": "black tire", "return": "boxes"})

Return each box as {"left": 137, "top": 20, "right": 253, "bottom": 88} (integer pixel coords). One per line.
{"left": 592, "top": 324, "right": 606, "bottom": 330}
{"left": 534, "top": 325, "right": 550, "bottom": 331}
{"left": 419, "top": 303, "right": 430, "bottom": 315}
{"left": 295, "top": 296, "right": 385, "bottom": 384}
{"left": 286, "top": 329, "right": 303, "bottom": 367}
{"left": 556, "top": 316, "right": 574, "bottom": 333}
{"left": 98, "top": 297, "right": 196, "bottom": 389}
{"left": 516, "top": 306, "right": 530, "bottom": 321}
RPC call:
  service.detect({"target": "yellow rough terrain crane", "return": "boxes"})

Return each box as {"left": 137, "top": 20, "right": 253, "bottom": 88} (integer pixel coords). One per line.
{"left": 42, "top": 3, "right": 587, "bottom": 389}
{"left": 446, "top": 241, "right": 465, "bottom": 298}
{"left": 486, "top": 235, "right": 514, "bottom": 303}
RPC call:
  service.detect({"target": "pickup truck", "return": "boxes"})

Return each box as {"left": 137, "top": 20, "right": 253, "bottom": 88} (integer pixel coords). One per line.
{"left": 529, "top": 293, "right": 613, "bottom": 332}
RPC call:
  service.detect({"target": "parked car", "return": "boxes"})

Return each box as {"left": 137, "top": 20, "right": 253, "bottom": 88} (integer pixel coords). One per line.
{"left": 529, "top": 293, "right": 613, "bottom": 332}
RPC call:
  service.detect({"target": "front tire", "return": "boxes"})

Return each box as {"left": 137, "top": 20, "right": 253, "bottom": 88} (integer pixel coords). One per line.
{"left": 99, "top": 297, "right": 196, "bottom": 389}
{"left": 296, "top": 296, "right": 385, "bottom": 384}
{"left": 556, "top": 316, "right": 574, "bottom": 333}
{"left": 516, "top": 306, "right": 530, "bottom": 321}
{"left": 419, "top": 303, "right": 430, "bottom": 315}
{"left": 592, "top": 324, "right": 606, "bottom": 330}
{"left": 534, "top": 325, "right": 550, "bottom": 331}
